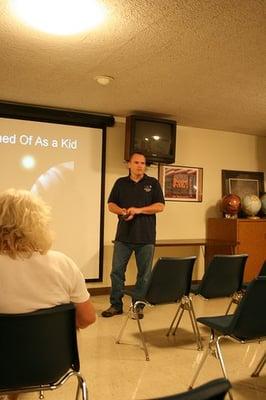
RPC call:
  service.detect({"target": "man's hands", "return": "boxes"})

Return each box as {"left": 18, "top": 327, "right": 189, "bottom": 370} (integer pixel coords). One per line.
{"left": 121, "top": 207, "right": 141, "bottom": 221}
{"left": 109, "top": 202, "right": 164, "bottom": 221}
{"left": 120, "top": 203, "right": 164, "bottom": 221}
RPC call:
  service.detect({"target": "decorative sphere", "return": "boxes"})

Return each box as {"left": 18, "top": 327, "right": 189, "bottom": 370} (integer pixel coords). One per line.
{"left": 221, "top": 194, "right": 241, "bottom": 217}
{"left": 260, "top": 193, "right": 266, "bottom": 215}
{"left": 242, "top": 194, "right": 261, "bottom": 218}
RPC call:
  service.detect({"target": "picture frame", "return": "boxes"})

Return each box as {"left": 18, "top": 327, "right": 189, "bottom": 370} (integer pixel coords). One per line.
{"left": 222, "top": 170, "right": 265, "bottom": 199}
{"left": 159, "top": 164, "right": 203, "bottom": 202}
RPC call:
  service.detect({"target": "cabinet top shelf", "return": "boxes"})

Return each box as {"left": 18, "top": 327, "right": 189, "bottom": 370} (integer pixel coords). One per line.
{"left": 208, "top": 218, "right": 266, "bottom": 223}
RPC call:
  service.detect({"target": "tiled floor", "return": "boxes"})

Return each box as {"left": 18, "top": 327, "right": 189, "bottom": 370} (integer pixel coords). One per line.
{"left": 21, "top": 295, "right": 265, "bottom": 400}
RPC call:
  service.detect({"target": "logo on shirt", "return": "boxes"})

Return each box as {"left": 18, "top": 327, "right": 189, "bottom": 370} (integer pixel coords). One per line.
{"left": 144, "top": 185, "right": 152, "bottom": 192}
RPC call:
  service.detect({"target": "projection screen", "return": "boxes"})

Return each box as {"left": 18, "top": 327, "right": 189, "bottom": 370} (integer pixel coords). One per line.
{"left": 0, "top": 105, "right": 113, "bottom": 281}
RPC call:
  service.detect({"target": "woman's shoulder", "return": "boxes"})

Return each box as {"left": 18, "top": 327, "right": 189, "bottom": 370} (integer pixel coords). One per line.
{"left": 45, "top": 249, "right": 74, "bottom": 262}
{"left": 35, "top": 250, "right": 74, "bottom": 266}
{"left": 42, "top": 250, "right": 80, "bottom": 274}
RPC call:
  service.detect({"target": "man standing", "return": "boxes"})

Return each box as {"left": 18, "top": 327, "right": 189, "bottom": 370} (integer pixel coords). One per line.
{"left": 102, "top": 152, "right": 165, "bottom": 318}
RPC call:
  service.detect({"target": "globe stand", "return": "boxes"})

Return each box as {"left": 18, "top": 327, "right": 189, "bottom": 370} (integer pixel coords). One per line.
{"left": 224, "top": 213, "right": 237, "bottom": 219}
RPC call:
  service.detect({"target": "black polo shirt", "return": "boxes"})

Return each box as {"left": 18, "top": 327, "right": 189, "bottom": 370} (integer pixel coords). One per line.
{"left": 108, "top": 174, "right": 165, "bottom": 244}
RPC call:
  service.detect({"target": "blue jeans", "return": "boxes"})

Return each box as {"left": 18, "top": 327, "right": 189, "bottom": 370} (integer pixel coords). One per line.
{"left": 110, "top": 241, "right": 155, "bottom": 310}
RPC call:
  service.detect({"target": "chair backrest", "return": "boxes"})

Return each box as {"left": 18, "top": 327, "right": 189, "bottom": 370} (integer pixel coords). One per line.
{"left": 229, "top": 277, "right": 266, "bottom": 340}
{"left": 145, "top": 256, "right": 197, "bottom": 305}
{"left": 259, "top": 260, "right": 266, "bottom": 276}
{"left": 148, "top": 378, "right": 231, "bottom": 400}
{"left": 198, "top": 254, "right": 248, "bottom": 298}
{"left": 0, "top": 303, "right": 79, "bottom": 390}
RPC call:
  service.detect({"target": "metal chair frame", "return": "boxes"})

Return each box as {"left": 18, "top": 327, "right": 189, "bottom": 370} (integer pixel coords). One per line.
{"left": 225, "top": 290, "right": 245, "bottom": 315}
{"left": 251, "top": 351, "right": 266, "bottom": 377}
{"left": 166, "top": 295, "right": 202, "bottom": 350}
{"left": 189, "top": 330, "right": 266, "bottom": 400}
{"left": 0, "top": 370, "right": 88, "bottom": 400}
{"left": 116, "top": 299, "right": 151, "bottom": 360}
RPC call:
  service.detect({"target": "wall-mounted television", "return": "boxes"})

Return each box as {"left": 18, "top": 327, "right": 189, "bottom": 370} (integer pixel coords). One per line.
{"left": 124, "top": 115, "right": 176, "bottom": 164}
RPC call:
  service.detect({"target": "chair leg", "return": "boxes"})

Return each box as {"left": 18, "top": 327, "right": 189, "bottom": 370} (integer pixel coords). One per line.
{"left": 215, "top": 337, "right": 229, "bottom": 379}
{"left": 116, "top": 306, "right": 132, "bottom": 343}
{"left": 166, "top": 301, "right": 182, "bottom": 336}
{"left": 75, "top": 372, "right": 89, "bottom": 400}
{"left": 188, "top": 345, "right": 210, "bottom": 389}
{"left": 172, "top": 307, "right": 184, "bottom": 336}
{"left": 116, "top": 303, "right": 150, "bottom": 360}
{"left": 168, "top": 296, "right": 202, "bottom": 350}
{"left": 215, "top": 337, "right": 234, "bottom": 400}
{"left": 189, "top": 330, "right": 228, "bottom": 390}
{"left": 136, "top": 316, "right": 150, "bottom": 361}
{"left": 225, "top": 298, "right": 234, "bottom": 315}
{"left": 187, "top": 297, "right": 203, "bottom": 350}
{"left": 251, "top": 352, "right": 266, "bottom": 377}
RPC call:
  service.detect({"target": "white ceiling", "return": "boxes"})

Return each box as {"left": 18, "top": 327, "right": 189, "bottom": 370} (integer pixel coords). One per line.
{"left": 0, "top": 0, "right": 265, "bottom": 135}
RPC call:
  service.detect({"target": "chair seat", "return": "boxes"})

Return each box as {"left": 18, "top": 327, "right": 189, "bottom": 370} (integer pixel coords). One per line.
{"left": 197, "top": 315, "right": 234, "bottom": 334}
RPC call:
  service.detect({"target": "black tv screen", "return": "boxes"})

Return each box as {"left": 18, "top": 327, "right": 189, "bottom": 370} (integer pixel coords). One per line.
{"left": 124, "top": 115, "right": 176, "bottom": 164}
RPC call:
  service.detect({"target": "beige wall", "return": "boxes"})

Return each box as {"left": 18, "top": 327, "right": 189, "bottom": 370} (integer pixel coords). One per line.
{"left": 88, "top": 120, "right": 266, "bottom": 289}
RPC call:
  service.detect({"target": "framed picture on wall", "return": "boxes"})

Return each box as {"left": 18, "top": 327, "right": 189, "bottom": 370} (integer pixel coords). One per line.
{"left": 222, "top": 170, "right": 265, "bottom": 199}
{"left": 159, "top": 164, "right": 203, "bottom": 202}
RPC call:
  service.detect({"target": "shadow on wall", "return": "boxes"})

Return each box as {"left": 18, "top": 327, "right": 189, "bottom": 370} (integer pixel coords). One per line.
{"left": 205, "top": 201, "right": 222, "bottom": 222}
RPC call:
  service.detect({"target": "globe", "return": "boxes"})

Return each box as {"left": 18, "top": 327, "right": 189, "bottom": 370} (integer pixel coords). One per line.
{"left": 242, "top": 194, "right": 261, "bottom": 218}
{"left": 260, "top": 193, "right": 266, "bottom": 215}
{"left": 221, "top": 194, "right": 241, "bottom": 217}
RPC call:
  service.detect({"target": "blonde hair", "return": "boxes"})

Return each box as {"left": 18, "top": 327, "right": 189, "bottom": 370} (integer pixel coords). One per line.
{"left": 0, "top": 189, "right": 53, "bottom": 259}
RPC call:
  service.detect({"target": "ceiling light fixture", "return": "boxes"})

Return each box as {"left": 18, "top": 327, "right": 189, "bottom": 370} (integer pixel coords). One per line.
{"left": 94, "top": 75, "right": 114, "bottom": 86}
{"left": 10, "top": 0, "right": 106, "bottom": 36}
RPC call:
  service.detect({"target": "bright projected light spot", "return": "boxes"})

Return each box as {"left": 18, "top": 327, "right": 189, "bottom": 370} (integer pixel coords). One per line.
{"left": 10, "top": 0, "right": 106, "bottom": 35}
{"left": 21, "top": 155, "right": 36, "bottom": 169}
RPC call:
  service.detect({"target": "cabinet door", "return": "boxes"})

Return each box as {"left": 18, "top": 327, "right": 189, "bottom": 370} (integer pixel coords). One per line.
{"left": 206, "top": 219, "right": 238, "bottom": 269}
{"left": 237, "top": 221, "right": 266, "bottom": 281}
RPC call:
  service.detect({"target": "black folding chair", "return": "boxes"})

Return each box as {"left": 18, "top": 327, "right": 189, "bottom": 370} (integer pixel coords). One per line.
{"left": 147, "top": 378, "right": 231, "bottom": 400}
{"left": 189, "top": 277, "right": 266, "bottom": 400}
{"left": 116, "top": 256, "right": 202, "bottom": 361}
{"left": 190, "top": 254, "right": 248, "bottom": 314}
{"left": 0, "top": 303, "right": 88, "bottom": 399}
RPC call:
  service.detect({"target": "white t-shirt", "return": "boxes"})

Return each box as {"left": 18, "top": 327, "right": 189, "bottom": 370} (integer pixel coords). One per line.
{"left": 0, "top": 250, "right": 90, "bottom": 313}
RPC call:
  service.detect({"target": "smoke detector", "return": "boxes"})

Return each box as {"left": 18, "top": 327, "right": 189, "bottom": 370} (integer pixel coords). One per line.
{"left": 94, "top": 75, "right": 114, "bottom": 86}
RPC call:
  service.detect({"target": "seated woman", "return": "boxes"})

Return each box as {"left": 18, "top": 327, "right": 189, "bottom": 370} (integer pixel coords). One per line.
{"left": 0, "top": 188, "right": 96, "bottom": 400}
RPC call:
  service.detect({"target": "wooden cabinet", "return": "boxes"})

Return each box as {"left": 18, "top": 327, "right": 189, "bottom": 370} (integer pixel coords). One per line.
{"left": 206, "top": 218, "right": 266, "bottom": 281}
